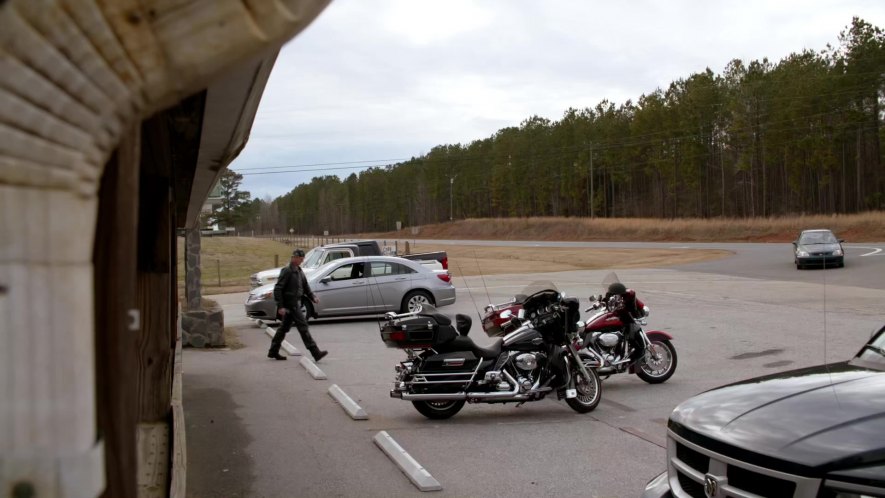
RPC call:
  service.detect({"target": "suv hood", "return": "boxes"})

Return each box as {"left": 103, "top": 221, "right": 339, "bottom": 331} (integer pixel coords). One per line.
{"left": 670, "top": 362, "right": 885, "bottom": 471}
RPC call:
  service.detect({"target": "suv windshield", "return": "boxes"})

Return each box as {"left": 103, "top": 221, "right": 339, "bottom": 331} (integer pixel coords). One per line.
{"left": 302, "top": 248, "right": 322, "bottom": 268}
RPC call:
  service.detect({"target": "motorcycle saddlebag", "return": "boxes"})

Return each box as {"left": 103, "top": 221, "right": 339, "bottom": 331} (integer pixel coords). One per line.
{"left": 380, "top": 315, "right": 458, "bottom": 349}
{"left": 420, "top": 351, "right": 480, "bottom": 372}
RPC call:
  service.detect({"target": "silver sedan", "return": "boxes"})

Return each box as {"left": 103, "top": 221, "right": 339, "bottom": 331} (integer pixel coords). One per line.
{"left": 244, "top": 255, "right": 456, "bottom": 321}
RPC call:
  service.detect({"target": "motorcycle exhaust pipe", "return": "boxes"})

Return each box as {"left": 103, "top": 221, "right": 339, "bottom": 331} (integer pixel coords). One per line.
{"left": 394, "top": 371, "right": 527, "bottom": 401}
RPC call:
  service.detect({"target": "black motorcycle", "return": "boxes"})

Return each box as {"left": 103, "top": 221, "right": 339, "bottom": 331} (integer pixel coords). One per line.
{"left": 381, "top": 281, "right": 602, "bottom": 419}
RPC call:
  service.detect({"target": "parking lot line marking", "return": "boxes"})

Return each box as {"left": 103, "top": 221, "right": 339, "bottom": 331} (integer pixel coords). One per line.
{"left": 619, "top": 426, "right": 666, "bottom": 448}
{"left": 263, "top": 325, "right": 302, "bottom": 356}
{"left": 299, "top": 356, "right": 327, "bottom": 380}
{"left": 328, "top": 384, "right": 368, "bottom": 420}
{"left": 373, "top": 431, "right": 442, "bottom": 492}
{"left": 601, "top": 398, "right": 636, "bottom": 412}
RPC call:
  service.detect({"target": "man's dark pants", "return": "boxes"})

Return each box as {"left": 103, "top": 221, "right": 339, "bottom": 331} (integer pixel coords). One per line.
{"left": 269, "top": 304, "right": 318, "bottom": 356}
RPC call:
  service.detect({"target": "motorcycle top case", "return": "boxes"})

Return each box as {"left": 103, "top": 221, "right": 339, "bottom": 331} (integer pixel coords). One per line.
{"left": 380, "top": 314, "right": 458, "bottom": 349}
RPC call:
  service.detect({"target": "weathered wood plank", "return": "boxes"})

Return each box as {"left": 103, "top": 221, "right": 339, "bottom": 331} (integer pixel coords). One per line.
{"left": 136, "top": 423, "right": 169, "bottom": 498}
{"left": 16, "top": 0, "right": 134, "bottom": 115}
{"left": 0, "top": 52, "right": 111, "bottom": 146}
{"left": 0, "top": 87, "right": 102, "bottom": 163}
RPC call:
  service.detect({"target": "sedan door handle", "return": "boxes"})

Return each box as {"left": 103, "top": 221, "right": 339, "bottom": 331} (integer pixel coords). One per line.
{"left": 394, "top": 277, "right": 407, "bottom": 281}
{"left": 352, "top": 280, "right": 366, "bottom": 285}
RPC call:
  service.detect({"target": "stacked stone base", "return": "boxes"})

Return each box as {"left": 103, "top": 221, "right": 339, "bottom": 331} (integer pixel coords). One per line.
{"left": 181, "top": 306, "right": 225, "bottom": 348}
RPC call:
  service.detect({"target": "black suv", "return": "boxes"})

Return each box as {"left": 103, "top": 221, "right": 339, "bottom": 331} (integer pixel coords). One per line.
{"left": 643, "top": 325, "right": 885, "bottom": 498}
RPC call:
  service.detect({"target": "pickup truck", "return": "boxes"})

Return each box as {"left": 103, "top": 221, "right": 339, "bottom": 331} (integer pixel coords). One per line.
{"left": 249, "top": 240, "right": 448, "bottom": 288}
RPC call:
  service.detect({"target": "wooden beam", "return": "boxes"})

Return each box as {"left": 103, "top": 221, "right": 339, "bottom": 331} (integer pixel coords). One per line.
{"left": 136, "top": 116, "right": 174, "bottom": 422}
{"left": 93, "top": 125, "right": 141, "bottom": 498}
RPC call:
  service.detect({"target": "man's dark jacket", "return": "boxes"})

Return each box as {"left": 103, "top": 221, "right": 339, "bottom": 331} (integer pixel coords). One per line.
{"left": 273, "top": 264, "right": 315, "bottom": 310}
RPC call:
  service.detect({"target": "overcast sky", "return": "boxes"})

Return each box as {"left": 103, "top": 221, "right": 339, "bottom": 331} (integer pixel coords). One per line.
{"left": 230, "top": 0, "right": 885, "bottom": 200}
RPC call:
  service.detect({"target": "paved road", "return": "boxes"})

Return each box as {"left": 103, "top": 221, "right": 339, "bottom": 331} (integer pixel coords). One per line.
{"left": 400, "top": 238, "right": 885, "bottom": 290}
{"left": 186, "top": 260, "right": 885, "bottom": 497}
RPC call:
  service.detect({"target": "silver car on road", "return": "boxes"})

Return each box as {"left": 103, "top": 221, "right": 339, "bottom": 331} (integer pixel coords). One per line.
{"left": 244, "top": 255, "right": 456, "bottom": 321}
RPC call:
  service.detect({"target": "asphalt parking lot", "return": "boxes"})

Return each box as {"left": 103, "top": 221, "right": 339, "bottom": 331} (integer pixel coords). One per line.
{"left": 185, "top": 266, "right": 885, "bottom": 497}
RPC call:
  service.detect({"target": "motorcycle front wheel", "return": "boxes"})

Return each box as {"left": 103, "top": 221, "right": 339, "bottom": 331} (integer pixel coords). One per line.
{"left": 566, "top": 358, "right": 601, "bottom": 413}
{"left": 636, "top": 339, "right": 677, "bottom": 384}
{"left": 411, "top": 400, "right": 465, "bottom": 419}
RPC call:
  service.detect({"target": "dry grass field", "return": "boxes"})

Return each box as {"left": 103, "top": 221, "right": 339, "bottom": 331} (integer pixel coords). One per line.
{"left": 407, "top": 243, "right": 731, "bottom": 277}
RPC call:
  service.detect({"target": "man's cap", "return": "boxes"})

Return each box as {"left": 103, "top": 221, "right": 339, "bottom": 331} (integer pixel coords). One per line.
{"left": 292, "top": 249, "right": 306, "bottom": 257}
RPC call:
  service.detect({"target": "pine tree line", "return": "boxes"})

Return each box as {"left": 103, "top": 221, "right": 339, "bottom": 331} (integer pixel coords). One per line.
{"left": 242, "top": 18, "right": 884, "bottom": 234}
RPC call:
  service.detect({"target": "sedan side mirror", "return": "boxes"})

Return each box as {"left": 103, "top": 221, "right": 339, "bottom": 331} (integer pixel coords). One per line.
{"left": 839, "top": 239, "right": 845, "bottom": 243}
{"left": 320, "top": 276, "right": 331, "bottom": 284}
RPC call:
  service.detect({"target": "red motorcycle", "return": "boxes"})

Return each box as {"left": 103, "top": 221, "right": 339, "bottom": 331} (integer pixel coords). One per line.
{"left": 482, "top": 274, "right": 677, "bottom": 384}
{"left": 579, "top": 273, "right": 677, "bottom": 383}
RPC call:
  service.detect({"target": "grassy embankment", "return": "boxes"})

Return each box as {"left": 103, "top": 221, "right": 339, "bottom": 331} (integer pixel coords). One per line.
{"left": 182, "top": 211, "right": 885, "bottom": 294}
{"left": 372, "top": 211, "right": 885, "bottom": 243}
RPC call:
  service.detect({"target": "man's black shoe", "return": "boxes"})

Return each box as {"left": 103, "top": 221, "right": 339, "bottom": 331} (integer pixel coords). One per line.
{"left": 312, "top": 350, "right": 328, "bottom": 362}
{"left": 268, "top": 352, "right": 287, "bottom": 361}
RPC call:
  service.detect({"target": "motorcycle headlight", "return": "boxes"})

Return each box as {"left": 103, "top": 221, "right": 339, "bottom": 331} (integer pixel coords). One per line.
{"left": 642, "top": 305, "right": 650, "bottom": 317}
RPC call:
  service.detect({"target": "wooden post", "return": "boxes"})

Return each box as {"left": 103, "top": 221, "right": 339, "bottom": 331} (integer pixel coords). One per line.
{"left": 135, "top": 119, "right": 176, "bottom": 498}
{"left": 94, "top": 126, "right": 141, "bottom": 498}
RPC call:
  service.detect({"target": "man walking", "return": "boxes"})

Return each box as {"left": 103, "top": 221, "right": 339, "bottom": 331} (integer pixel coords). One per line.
{"left": 268, "top": 249, "right": 328, "bottom": 362}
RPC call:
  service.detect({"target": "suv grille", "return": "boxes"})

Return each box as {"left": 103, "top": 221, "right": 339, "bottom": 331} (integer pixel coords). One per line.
{"left": 676, "top": 442, "right": 709, "bottom": 474}
{"left": 668, "top": 431, "right": 820, "bottom": 498}
{"left": 676, "top": 470, "right": 705, "bottom": 498}
{"left": 728, "top": 465, "right": 797, "bottom": 497}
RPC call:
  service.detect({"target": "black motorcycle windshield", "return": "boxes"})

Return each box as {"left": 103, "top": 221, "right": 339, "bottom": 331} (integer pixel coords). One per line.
{"left": 515, "top": 281, "right": 560, "bottom": 304}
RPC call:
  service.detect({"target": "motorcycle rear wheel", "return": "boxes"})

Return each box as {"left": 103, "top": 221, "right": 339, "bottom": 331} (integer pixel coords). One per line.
{"left": 566, "top": 359, "right": 601, "bottom": 413}
{"left": 411, "top": 400, "right": 465, "bottom": 419}
{"left": 636, "top": 339, "right": 677, "bottom": 384}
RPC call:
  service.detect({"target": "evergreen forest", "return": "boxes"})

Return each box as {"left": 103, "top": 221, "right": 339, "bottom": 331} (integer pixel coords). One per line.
{"left": 237, "top": 18, "right": 885, "bottom": 235}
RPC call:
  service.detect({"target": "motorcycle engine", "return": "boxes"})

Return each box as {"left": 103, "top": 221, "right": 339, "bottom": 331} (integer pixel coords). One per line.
{"left": 512, "top": 353, "right": 545, "bottom": 392}
{"left": 515, "top": 353, "right": 538, "bottom": 370}
{"left": 597, "top": 332, "right": 621, "bottom": 348}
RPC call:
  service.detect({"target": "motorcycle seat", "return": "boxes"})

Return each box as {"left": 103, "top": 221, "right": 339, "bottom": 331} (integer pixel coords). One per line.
{"left": 447, "top": 336, "right": 502, "bottom": 359}
{"left": 429, "top": 313, "right": 451, "bottom": 326}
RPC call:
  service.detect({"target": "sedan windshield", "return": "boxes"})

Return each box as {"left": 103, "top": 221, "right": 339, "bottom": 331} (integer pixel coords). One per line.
{"left": 799, "top": 231, "right": 837, "bottom": 244}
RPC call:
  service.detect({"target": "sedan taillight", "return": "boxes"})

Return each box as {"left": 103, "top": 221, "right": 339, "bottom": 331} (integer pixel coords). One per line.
{"left": 436, "top": 273, "right": 451, "bottom": 283}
